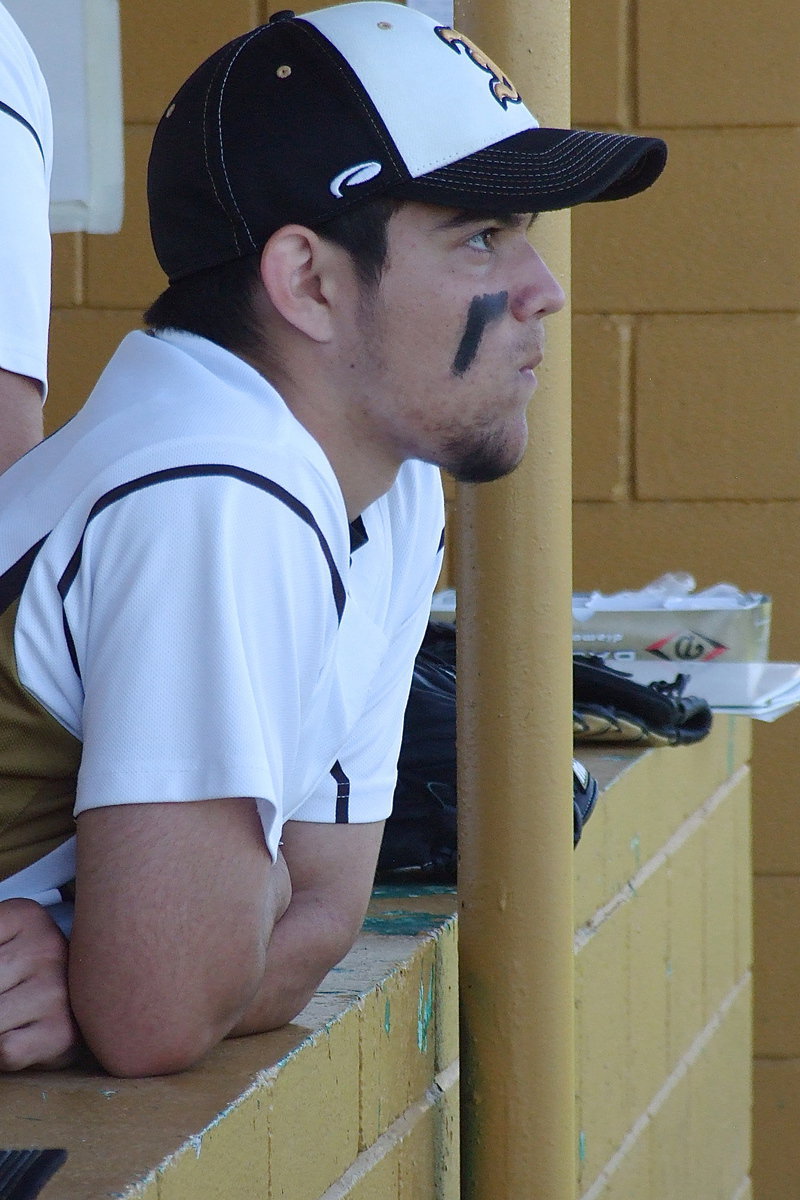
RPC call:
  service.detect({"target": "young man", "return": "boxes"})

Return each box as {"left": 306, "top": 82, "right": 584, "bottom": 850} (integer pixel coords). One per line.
{"left": 0, "top": 2, "right": 666, "bottom": 1076}
{"left": 0, "top": 2, "right": 52, "bottom": 471}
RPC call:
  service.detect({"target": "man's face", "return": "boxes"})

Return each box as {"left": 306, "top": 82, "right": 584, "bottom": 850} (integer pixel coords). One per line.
{"left": 349, "top": 201, "right": 566, "bottom": 483}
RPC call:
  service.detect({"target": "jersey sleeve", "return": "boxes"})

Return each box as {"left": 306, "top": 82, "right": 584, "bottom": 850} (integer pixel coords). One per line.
{"left": 0, "top": 8, "right": 52, "bottom": 388}
{"left": 61, "top": 471, "right": 342, "bottom": 859}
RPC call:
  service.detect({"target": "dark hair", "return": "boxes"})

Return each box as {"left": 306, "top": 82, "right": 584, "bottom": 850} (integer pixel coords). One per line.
{"left": 143, "top": 196, "right": 402, "bottom": 357}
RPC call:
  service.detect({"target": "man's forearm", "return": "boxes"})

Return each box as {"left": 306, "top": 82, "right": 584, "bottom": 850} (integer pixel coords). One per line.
{"left": 228, "top": 885, "right": 364, "bottom": 1036}
{"left": 228, "top": 820, "right": 383, "bottom": 1038}
{"left": 0, "top": 370, "right": 44, "bottom": 473}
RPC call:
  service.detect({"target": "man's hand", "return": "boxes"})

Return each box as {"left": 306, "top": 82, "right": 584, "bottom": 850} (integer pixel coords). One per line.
{"left": 0, "top": 898, "right": 79, "bottom": 1071}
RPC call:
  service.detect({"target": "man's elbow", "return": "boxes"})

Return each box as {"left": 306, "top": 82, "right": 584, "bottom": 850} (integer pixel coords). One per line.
{"left": 79, "top": 1017, "right": 224, "bottom": 1078}
{"left": 71, "top": 984, "right": 236, "bottom": 1077}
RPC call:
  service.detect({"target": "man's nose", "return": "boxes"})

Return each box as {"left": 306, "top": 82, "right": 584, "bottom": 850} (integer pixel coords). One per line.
{"left": 510, "top": 250, "right": 566, "bottom": 322}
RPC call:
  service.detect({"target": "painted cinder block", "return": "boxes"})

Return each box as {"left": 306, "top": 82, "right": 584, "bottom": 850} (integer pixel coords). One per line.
{"left": 51, "top": 233, "right": 83, "bottom": 309}
{"left": 572, "top": 316, "right": 631, "bottom": 502}
{"left": 120, "top": 0, "right": 259, "bottom": 122}
{"left": 575, "top": 904, "right": 633, "bottom": 1187}
{"left": 599, "top": 725, "right": 747, "bottom": 901}
{"left": 637, "top": 0, "right": 800, "bottom": 126}
{"left": 359, "top": 941, "right": 438, "bottom": 1148}
{"left": 47, "top": 308, "right": 142, "bottom": 432}
{"left": 154, "top": 1088, "right": 270, "bottom": 1200}
{"left": 572, "top": 130, "right": 800, "bottom": 315}
{"left": 752, "top": 715, "right": 800, "bottom": 875}
{"left": 754, "top": 876, "right": 800, "bottom": 1058}
{"left": 341, "top": 1152, "right": 400, "bottom": 1200}
{"left": 627, "top": 868, "right": 669, "bottom": 1116}
{"left": 397, "top": 1104, "right": 437, "bottom": 1199}
{"left": 340, "top": 1154, "right": 399, "bottom": 1200}
{"left": 573, "top": 786, "right": 611, "bottom": 931}
{"left": 570, "top": 0, "right": 628, "bottom": 128}
{"left": 666, "top": 826, "right": 704, "bottom": 1069}
{"left": 594, "top": 1127, "right": 651, "bottom": 1200}
{"left": 687, "top": 981, "right": 752, "bottom": 1200}
{"left": 753, "top": 1058, "right": 800, "bottom": 1200}
{"left": 647, "top": 1067, "right": 694, "bottom": 1200}
{"left": 434, "top": 919, "right": 459, "bottom": 1074}
{"left": 635, "top": 315, "right": 800, "bottom": 501}
{"left": 703, "top": 779, "right": 742, "bottom": 1022}
{"left": 436, "top": 1075, "right": 460, "bottom": 1200}
{"left": 599, "top": 753, "right": 677, "bottom": 898}
{"left": 573, "top": 499, "right": 800, "bottom": 608}
{"left": 267, "top": 1018, "right": 361, "bottom": 1200}
{"left": 86, "top": 126, "right": 165, "bottom": 311}
{"left": 732, "top": 777, "right": 754, "bottom": 982}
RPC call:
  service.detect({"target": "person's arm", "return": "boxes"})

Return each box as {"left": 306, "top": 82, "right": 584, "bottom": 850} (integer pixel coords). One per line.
{"left": 0, "top": 897, "right": 78, "bottom": 1070}
{"left": 0, "top": 368, "right": 43, "bottom": 472}
{"left": 68, "top": 799, "right": 381, "bottom": 1077}
{"left": 227, "top": 817, "right": 384, "bottom": 1035}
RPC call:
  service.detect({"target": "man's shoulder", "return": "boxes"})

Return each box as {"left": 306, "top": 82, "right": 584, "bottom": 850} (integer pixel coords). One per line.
{"left": 0, "top": 330, "right": 346, "bottom": 577}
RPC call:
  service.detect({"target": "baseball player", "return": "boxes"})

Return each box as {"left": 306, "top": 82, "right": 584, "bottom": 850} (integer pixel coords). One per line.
{"left": 0, "top": 3, "right": 666, "bottom": 1075}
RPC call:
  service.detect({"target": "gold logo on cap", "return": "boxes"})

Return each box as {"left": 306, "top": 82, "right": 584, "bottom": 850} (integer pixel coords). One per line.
{"left": 435, "top": 26, "right": 521, "bottom": 109}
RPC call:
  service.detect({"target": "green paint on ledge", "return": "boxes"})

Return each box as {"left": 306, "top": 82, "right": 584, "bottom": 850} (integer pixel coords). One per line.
{"left": 363, "top": 910, "right": 451, "bottom": 936}
{"left": 417, "top": 965, "right": 435, "bottom": 1053}
{"left": 371, "top": 883, "right": 457, "bottom": 899}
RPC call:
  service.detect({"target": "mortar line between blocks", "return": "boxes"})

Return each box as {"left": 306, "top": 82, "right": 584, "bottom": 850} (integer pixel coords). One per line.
{"left": 574, "top": 762, "right": 749, "bottom": 951}
{"left": 318, "top": 1062, "right": 459, "bottom": 1199}
{"left": 578, "top": 972, "right": 751, "bottom": 1200}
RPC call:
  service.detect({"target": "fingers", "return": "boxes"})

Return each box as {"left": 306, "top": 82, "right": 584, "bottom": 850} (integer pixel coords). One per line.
{"left": 0, "top": 898, "right": 66, "bottom": 990}
{"left": 0, "top": 896, "right": 63, "bottom": 949}
{"left": 0, "top": 1008, "right": 79, "bottom": 1075}
{"left": 0, "top": 898, "right": 78, "bottom": 1072}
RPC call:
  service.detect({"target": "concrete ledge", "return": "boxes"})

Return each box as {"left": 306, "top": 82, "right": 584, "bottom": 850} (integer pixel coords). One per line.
{"left": 0, "top": 890, "right": 459, "bottom": 1200}
{"left": 0, "top": 719, "right": 752, "bottom": 1200}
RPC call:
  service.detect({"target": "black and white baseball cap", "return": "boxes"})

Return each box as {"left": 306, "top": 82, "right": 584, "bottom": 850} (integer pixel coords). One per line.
{"left": 148, "top": 2, "right": 667, "bottom": 282}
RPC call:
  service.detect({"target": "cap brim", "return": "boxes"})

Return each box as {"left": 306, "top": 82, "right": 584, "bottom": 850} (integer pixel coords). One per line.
{"left": 392, "top": 127, "right": 667, "bottom": 213}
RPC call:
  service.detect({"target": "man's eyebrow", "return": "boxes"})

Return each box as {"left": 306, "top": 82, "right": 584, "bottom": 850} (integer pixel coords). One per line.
{"left": 433, "top": 211, "right": 540, "bottom": 232}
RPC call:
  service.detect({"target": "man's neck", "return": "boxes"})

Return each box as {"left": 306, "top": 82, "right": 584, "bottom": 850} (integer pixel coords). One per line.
{"left": 244, "top": 350, "right": 401, "bottom": 522}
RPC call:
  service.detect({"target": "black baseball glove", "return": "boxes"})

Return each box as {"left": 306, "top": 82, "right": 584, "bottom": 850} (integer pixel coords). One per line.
{"left": 573, "top": 654, "right": 713, "bottom": 746}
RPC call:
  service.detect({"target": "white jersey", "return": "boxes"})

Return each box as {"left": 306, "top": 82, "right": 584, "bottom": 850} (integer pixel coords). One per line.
{"left": 0, "top": 2, "right": 52, "bottom": 390}
{"left": 0, "top": 330, "right": 444, "bottom": 904}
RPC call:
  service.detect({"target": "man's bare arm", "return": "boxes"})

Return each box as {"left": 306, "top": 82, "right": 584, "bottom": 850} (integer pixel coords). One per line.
{"left": 70, "top": 798, "right": 289, "bottom": 1077}
{"left": 0, "top": 368, "right": 43, "bottom": 472}
{"left": 69, "top": 802, "right": 381, "bottom": 1077}
{"left": 227, "top": 818, "right": 384, "bottom": 1036}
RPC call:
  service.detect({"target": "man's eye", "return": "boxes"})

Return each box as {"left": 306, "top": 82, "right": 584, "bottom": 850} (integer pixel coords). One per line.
{"left": 467, "top": 228, "right": 496, "bottom": 251}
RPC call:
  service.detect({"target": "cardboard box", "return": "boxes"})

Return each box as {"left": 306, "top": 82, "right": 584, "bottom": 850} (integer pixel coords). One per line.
{"left": 572, "top": 593, "right": 771, "bottom": 664}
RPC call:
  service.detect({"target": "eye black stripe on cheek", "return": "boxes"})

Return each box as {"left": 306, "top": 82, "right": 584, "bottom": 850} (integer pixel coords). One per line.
{"left": 451, "top": 292, "right": 509, "bottom": 377}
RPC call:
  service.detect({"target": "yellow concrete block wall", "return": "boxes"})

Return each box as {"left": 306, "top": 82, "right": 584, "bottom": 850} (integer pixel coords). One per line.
{"left": 574, "top": 722, "right": 753, "bottom": 1200}
{"left": 569, "top": 2, "right": 800, "bottom": 1196}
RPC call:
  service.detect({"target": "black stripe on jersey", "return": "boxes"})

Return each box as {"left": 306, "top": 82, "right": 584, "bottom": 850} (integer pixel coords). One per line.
{"left": 330, "top": 760, "right": 350, "bottom": 824}
{"left": 57, "top": 465, "right": 347, "bottom": 679}
{"left": 349, "top": 516, "right": 368, "bottom": 554}
{"left": 0, "top": 100, "right": 44, "bottom": 163}
{"left": 437, "top": 527, "right": 445, "bottom": 554}
{"left": 0, "top": 536, "right": 48, "bottom": 616}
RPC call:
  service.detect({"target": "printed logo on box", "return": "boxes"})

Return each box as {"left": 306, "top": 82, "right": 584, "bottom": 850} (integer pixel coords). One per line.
{"left": 645, "top": 630, "right": 729, "bottom": 662}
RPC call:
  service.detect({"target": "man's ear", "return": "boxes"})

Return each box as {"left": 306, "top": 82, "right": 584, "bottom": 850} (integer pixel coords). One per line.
{"left": 259, "top": 226, "right": 337, "bottom": 343}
